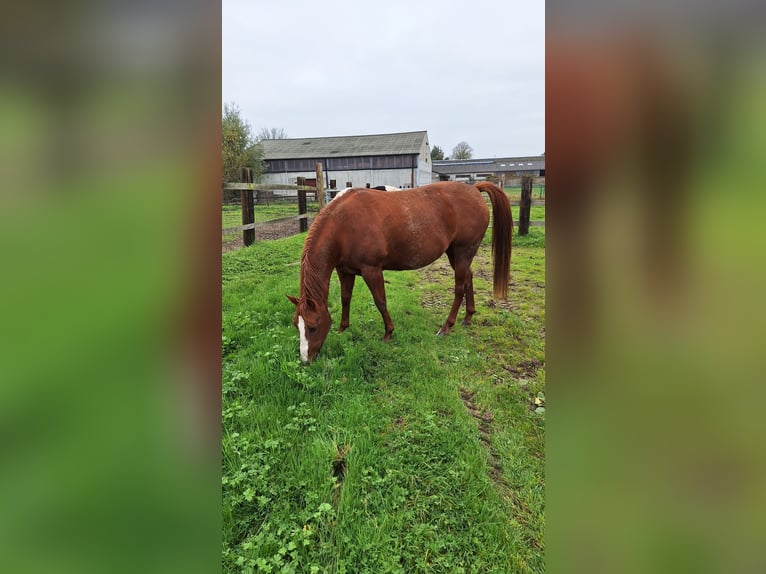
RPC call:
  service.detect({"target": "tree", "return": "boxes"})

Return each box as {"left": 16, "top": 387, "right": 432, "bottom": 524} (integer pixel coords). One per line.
{"left": 222, "top": 103, "right": 263, "bottom": 183}
{"left": 256, "top": 127, "right": 288, "bottom": 141}
{"left": 430, "top": 145, "right": 445, "bottom": 161}
{"left": 451, "top": 141, "right": 473, "bottom": 160}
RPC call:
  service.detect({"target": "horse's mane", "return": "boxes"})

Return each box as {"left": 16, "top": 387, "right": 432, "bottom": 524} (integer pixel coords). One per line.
{"left": 299, "top": 206, "right": 333, "bottom": 306}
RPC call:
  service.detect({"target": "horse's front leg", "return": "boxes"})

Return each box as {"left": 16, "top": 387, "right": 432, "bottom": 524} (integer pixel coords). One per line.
{"left": 360, "top": 267, "right": 394, "bottom": 340}
{"left": 336, "top": 269, "right": 356, "bottom": 332}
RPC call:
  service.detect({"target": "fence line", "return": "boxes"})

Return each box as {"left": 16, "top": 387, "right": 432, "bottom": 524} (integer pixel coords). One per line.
{"left": 223, "top": 183, "right": 317, "bottom": 191}
{"left": 224, "top": 176, "right": 319, "bottom": 244}
{"left": 223, "top": 174, "right": 544, "bottom": 244}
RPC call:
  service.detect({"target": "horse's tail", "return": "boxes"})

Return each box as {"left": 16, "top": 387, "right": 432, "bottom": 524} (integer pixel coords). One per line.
{"left": 474, "top": 181, "right": 512, "bottom": 299}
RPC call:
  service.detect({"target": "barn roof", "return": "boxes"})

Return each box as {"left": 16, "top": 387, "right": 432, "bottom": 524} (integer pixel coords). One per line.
{"left": 432, "top": 155, "right": 545, "bottom": 174}
{"left": 260, "top": 131, "right": 428, "bottom": 159}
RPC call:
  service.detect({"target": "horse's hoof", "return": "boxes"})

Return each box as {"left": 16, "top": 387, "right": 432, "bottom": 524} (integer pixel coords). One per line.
{"left": 338, "top": 325, "right": 348, "bottom": 333}
{"left": 436, "top": 328, "right": 448, "bottom": 337}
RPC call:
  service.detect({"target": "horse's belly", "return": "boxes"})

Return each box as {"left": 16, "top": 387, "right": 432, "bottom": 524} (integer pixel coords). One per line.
{"left": 383, "top": 242, "right": 448, "bottom": 271}
{"left": 338, "top": 239, "right": 446, "bottom": 273}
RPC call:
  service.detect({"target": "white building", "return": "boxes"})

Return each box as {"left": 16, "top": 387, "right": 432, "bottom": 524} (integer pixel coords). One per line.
{"left": 259, "top": 131, "right": 433, "bottom": 190}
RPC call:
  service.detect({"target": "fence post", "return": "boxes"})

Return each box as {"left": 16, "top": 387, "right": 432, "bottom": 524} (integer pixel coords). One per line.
{"left": 297, "top": 177, "right": 308, "bottom": 232}
{"left": 315, "top": 162, "right": 325, "bottom": 210}
{"left": 518, "top": 175, "right": 532, "bottom": 236}
{"left": 240, "top": 167, "right": 255, "bottom": 246}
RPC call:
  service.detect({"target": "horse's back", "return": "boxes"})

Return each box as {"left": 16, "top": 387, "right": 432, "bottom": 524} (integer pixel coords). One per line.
{"left": 327, "top": 182, "right": 489, "bottom": 271}
{"left": 331, "top": 182, "right": 486, "bottom": 236}
{"left": 400, "top": 182, "right": 490, "bottom": 241}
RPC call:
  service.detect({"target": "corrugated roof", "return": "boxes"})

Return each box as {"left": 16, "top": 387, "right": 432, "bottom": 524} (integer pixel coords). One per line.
{"left": 261, "top": 131, "right": 428, "bottom": 159}
{"left": 433, "top": 156, "right": 545, "bottom": 174}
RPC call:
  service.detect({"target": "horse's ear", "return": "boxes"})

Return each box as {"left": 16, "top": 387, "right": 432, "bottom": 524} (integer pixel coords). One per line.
{"left": 286, "top": 294, "right": 299, "bottom": 306}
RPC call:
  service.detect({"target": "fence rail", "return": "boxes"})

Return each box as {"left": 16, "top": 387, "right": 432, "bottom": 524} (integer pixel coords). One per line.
{"left": 223, "top": 183, "right": 318, "bottom": 191}
{"left": 223, "top": 171, "right": 544, "bottom": 247}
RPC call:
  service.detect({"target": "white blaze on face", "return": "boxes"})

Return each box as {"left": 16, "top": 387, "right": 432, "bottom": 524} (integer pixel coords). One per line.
{"left": 297, "top": 315, "right": 309, "bottom": 362}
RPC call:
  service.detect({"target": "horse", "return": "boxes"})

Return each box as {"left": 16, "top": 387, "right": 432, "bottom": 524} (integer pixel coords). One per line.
{"left": 286, "top": 181, "right": 513, "bottom": 363}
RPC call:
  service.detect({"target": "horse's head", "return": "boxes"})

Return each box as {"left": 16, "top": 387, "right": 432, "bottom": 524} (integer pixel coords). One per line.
{"left": 286, "top": 295, "right": 332, "bottom": 363}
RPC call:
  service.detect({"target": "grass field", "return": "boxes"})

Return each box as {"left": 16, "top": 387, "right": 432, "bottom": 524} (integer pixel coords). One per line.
{"left": 503, "top": 185, "right": 546, "bottom": 202}
{"left": 222, "top": 207, "right": 545, "bottom": 573}
{"left": 223, "top": 201, "right": 321, "bottom": 242}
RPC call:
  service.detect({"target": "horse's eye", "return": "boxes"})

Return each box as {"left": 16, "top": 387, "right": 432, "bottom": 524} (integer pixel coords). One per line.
{"left": 308, "top": 325, "right": 317, "bottom": 333}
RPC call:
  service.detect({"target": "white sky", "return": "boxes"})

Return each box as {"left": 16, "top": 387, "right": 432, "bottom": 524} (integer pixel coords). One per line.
{"left": 222, "top": 0, "right": 544, "bottom": 158}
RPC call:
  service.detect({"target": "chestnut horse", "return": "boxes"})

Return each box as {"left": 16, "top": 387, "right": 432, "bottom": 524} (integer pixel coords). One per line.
{"left": 286, "top": 181, "right": 512, "bottom": 362}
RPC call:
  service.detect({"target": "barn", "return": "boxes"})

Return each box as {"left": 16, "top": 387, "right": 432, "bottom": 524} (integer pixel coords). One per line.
{"left": 259, "top": 131, "right": 433, "bottom": 190}
{"left": 432, "top": 155, "right": 545, "bottom": 185}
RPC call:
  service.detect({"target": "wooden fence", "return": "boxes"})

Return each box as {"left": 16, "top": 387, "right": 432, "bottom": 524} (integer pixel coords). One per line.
{"left": 224, "top": 166, "right": 327, "bottom": 247}
{"left": 222, "top": 184, "right": 318, "bottom": 238}
{"left": 223, "top": 167, "right": 544, "bottom": 247}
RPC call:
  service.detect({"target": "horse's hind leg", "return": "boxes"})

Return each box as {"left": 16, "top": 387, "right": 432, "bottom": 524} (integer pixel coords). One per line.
{"left": 438, "top": 255, "right": 472, "bottom": 336}
{"left": 462, "top": 267, "right": 476, "bottom": 326}
{"left": 360, "top": 267, "right": 394, "bottom": 341}
{"left": 336, "top": 268, "right": 356, "bottom": 332}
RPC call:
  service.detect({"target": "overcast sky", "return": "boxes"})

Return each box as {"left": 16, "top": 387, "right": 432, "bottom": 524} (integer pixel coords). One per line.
{"left": 222, "top": 0, "right": 544, "bottom": 158}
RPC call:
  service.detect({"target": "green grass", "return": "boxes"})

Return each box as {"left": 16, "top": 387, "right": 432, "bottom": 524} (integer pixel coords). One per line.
{"left": 222, "top": 222, "right": 544, "bottom": 573}
{"left": 503, "top": 186, "right": 546, "bottom": 202}
{"left": 223, "top": 201, "right": 320, "bottom": 242}
{"left": 512, "top": 205, "right": 545, "bottom": 224}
